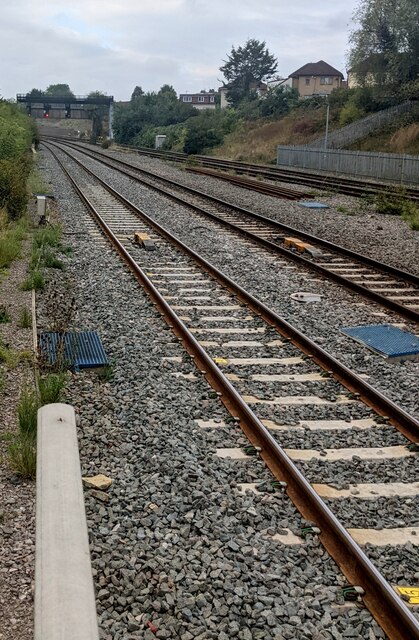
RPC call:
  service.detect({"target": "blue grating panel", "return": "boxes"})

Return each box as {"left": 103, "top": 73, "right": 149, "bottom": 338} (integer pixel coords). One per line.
{"left": 39, "top": 331, "right": 108, "bottom": 371}
{"left": 299, "top": 201, "right": 329, "bottom": 209}
{"left": 341, "top": 324, "right": 419, "bottom": 359}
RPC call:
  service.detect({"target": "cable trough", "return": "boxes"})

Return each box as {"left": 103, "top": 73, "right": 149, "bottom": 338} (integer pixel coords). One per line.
{"left": 45, "top": 141, "right": 419, "bottom": 639}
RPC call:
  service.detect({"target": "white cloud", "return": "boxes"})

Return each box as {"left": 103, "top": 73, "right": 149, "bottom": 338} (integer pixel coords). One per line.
{"left": 0, "top": 0, "right": 359, "bottom": 100}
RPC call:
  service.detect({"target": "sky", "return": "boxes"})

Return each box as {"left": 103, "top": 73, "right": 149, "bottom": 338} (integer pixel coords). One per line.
{"left": 1, "top": 0, "right": 360, "bottom": 101}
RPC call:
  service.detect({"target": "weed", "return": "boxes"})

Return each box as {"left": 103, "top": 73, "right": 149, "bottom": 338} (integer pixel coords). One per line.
{"left": 38, "top": 372, "right": 66, "bottom": 404}
{"left": 374, "top": 188, "right": 407, "bottom": 216}
{"left": 19, "top": 308, "right": 32, "bottom": 328}
{"left": 0, "top": 340, "right": 19, "bottom": 368}
{"left": 9, "top": 435, "right": 36, "bottom": 478}
{"left": 33, "top": 225, "right": 61, "bottom": 249}
{"left": 27, "top": 168, "right": 51, "bottom": 196}
{"left": 98, "top": 363, "right": 114, "bottom": 382}
{"left": 17, "top": 389, "right": 39, "bottom": 438}
{"left": 336, "top": 205, "right": 348, "bottom": 214}
{"left": 375, "top": 189, "right": 419, "bottom": 229}
{"left": 0, "top": 305, "right": 10, "bottom": 323}
{"left": 22, "top": 270, "right": 45, "bottom": 291}
{"left": 19, "top": 350, "right": 34, "bottom": 364}
{"left": 0, "top": 217, "right": 27, "bottom": 269}
{"left": 401, "top": 202, "right": 419, "bottom": 230}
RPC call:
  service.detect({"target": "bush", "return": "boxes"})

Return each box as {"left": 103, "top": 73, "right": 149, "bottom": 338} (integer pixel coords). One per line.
{"left": 0, "top": 158, "right": 31, "bottom": 219}
{"left": 184, "top": 127, "right": 224, "bottom": 155}
{"left": 0, "top": 101, "right": 35, "bottom": 220}
{"left": 339, "top": 103, "right": 365, "bottom": 126}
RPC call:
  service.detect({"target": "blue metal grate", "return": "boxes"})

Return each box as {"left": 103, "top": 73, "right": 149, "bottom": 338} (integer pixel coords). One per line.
{"left": 299, "top": 201, "right": 329, "bottom": 209}
{"left": 341, "top": 324, "right": 419, "bottom": 359}
{"left": 39, "top": 331, "right": 108, "bottom": 371}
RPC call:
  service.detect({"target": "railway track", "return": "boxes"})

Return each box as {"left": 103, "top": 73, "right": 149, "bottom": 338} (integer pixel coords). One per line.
{"left": 45, "top": 139, "right": 419, "bottom": 324}
{"left": 45, "top": 141, "right": 419, "bottom": 639}
{"left": 110, "top": 142, "right": 419, "bottom": 202}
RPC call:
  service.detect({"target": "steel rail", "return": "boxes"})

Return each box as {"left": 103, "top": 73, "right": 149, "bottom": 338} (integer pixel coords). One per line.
{"left": 44, "top": 139, "right": 419, "bottom": 439}
{"left": 107, "top": 142, "right": 419, "bottom": 201}
{"left": 43, "top": 136, "right": 419, "bottom": 200}
{"left": 48, "top": 139, "right": 419, "bottom": 323}
{"left": 46, "top": 142, "right": 419, "bottom": 640}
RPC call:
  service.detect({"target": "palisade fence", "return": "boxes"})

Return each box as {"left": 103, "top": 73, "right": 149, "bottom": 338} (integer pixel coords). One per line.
{"left": 276, "top": 146, "right": 419, "bottom": 184}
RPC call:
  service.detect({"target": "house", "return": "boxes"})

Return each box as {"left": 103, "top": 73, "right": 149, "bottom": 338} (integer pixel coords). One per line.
{"left": 347, "top": 54, "right": 385, "bottom": 88}
{"left": 219, "top": 81, "right": 268, "bottom": 108}
{"left": 179, "top": 90, "right": 217, "bottom": 110}
{"left": 288, "top": 61, "right": 344, "bottom": 97}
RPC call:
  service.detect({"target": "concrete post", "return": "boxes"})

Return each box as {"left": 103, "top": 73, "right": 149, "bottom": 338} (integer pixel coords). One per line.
{"left": 35, "top": 404, "right": 99, "bottom": 640}
{"left": 108, "top": 102, "right": 114, "bottom": 140}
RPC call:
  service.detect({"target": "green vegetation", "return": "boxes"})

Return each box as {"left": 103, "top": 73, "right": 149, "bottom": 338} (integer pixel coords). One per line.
{"left": 22, "top": 224, "right": 64, "bottom": 290}
{"left": 0, "top": 339, "right": 19, "bottom": 368}
{"left": 8, "top": 370, "right": 67, "bottom": 478}
{"left": 38, "top": 372, "right": 67, "bottom": 404}
{"left": 22, "top": 269, "right": 45, "bottom": 291}
{"left": 0, "top": 212, "right": 28, "bottom": 269}
{"left": 349, "top": 0, "right": 419, "bottom": 87}
{"left": 374, "top": 188, "right": 419, "bottom": 229}
{"left": 19, "top": 308, "right": 32, "bottom": 328}
{"left": 0, "top": 101, "right": 37, "bottom": 219}
{"left": 220, "top": 39, "right": 278, "bottom": 107}
{"left": 27, "top": 167, "right": 51, "bottom": 196}
{"left": 0, "top": 305, "right": 10, "bottom": 323}
{"left": 9, "top": 388, "right": 38, "bottom": 478}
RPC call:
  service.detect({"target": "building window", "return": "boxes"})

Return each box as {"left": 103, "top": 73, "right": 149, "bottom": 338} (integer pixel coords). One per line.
{"left": 182, "top": 96, "right": 192, "bottom": 102}
{"left": 320, "top": 77, "right": 333, "bottom": 85}
{"left": 198, "top": 96, "right": 205, "bottom": 102}
{"left": 209, "top": 96, "right": 215, "bottom": 102}
{"left": 305, "top": 78, "right": 310, "bottom": 86}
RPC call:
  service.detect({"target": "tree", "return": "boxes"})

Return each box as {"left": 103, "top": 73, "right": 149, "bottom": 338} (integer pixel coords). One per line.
{"left": 27, "top": 88, "right": 45, "bottom": 98}
{"left": 220, "top": 39, "right": 278, "bottom": 106}
{"left": 45, "top": 84, "right": 75, "bottom": 97}
{"left": 131, "top": 86, "right": 144, "bottom": 101}
{"left": 349, "top": 0, "right": 419, "bottom": 86}
{"left": 113, "top": 85, "right": 197, "bottom": 145}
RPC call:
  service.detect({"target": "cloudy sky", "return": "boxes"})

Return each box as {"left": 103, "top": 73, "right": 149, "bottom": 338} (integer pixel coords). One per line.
{"left": 1, "top": 0, "right": 360, "bottom": 101}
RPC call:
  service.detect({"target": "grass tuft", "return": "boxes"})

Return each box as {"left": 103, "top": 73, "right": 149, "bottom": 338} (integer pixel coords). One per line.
{"left": 9, "top": 436, "right": 36, "bottom": 478}
{"left": 0, "top": 305, "right": 10, "bottom": 323}
{"left": 17, "top": 389, "right": 39, "bottom": 438}
{"left": 38, "top": 372, "right": 66, "bottom": 404}
{"left": 22, "top": 270, "right": 45, "bottom": 291}
{"left": 19, "top": 308, "right": 32, "bottom": 328}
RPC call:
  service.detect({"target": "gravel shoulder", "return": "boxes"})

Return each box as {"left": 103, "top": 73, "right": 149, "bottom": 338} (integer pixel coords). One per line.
{"left": 0, "top": 244, "right": 35, "bottom": 640}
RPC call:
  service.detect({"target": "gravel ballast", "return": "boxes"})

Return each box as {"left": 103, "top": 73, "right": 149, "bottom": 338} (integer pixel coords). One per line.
{"left": 33, "top": 147, "right": 419, "bottom": 639}
{"left": 56, "top": 144, "right": 419, "bottom": 422}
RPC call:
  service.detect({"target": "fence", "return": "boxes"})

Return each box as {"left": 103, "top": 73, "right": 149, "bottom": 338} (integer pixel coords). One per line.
{"left": 308, "top": 101, "right": 413, "bottom": 149}
{"left": 277, "top": 146, "right": 419, "bottom": 184}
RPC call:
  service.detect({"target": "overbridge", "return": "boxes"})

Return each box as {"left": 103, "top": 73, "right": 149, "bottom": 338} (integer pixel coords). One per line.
{"left": 16, "top": 94, "right": 114, "bottom": 138}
